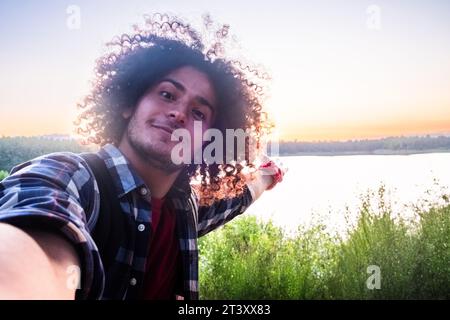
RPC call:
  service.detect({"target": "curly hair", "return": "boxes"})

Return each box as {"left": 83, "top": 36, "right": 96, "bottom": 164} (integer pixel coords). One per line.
{"left": 75, "top": 14, "right": 272, "bottom": 206}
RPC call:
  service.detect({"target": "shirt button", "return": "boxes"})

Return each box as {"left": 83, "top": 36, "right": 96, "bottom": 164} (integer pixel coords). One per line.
{"left": 137, "top": 224, "right": 145, "bottom": 232}
{"left": 130, "top": 278, "right": 137, "bottom": 286}
{"left": 139, "top": 187, "right": 148, "bottom": 196}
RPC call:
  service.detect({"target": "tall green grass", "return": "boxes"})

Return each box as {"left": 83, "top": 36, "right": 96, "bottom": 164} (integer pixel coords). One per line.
{"left": 198, "top": 187, "right": 450, "bottom": 299}
{"left": 1, "top": 166, "right": 448, "bottom": 299}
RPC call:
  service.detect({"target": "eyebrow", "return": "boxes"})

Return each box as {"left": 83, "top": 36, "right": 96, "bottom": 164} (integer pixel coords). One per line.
{"left": 160, "top": 78, "right": 215, "bottom": 113}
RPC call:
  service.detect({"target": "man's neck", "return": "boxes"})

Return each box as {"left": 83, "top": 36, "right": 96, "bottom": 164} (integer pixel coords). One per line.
{"left": 117, "top": 139, "right": 181, "bottom": 199}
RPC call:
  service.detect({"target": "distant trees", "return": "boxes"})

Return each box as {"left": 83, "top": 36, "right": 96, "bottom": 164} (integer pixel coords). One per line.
{"left": 0, "top": 170, "right": 8, "bottom": 181}
{"left": 278, "top": 135, "right": 450, "bottom": 155}
{"left": 1, "top": 135, "right": 449, "bottom": 172}
{"left": 0, "top": 136, "right": 92, "bottom": 172}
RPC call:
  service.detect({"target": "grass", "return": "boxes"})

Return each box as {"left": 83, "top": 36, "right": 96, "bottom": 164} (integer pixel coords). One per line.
{"left": 0, "top": 170, "right": 8, "bottom": 181}
{"left": 198, "top": 186, "right": 450, "bottom": 299}
{"left": 1, "top": 167, "right": 448, "bottom": 299}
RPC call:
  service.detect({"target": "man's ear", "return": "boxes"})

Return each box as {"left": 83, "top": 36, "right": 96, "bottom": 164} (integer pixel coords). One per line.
{"left": 122, "top": 108, "right": 133, "bottom": 119}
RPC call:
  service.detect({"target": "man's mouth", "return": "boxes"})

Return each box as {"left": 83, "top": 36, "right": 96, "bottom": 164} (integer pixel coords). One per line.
{"left": 151, "top": 124, "right": 174, "bottom": 135}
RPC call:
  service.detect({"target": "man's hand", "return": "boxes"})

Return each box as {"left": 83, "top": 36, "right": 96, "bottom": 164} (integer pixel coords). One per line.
{"left": 246, "top": 156, "right": 287, "bottom": 201}
{"left": 0, "top": 223, "right": 80, "bottom": 300}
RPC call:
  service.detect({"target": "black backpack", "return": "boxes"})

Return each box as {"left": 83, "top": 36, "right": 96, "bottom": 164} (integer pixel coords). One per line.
{"left": 80, "top": 153, "right": 136, "bottom": 298}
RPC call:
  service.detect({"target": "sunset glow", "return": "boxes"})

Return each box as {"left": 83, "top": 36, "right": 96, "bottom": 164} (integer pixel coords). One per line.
{"left": 1, "top": 0, "right": 450, "bottom": 141}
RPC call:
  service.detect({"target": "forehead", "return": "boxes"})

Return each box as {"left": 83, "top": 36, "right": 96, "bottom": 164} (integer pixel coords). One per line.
{"left": 160, "top": 66, "right": 216, "bottom": 102}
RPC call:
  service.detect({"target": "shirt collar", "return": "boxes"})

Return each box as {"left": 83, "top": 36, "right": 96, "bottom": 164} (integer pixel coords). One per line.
{"left": 97, "top": 143, "right": 146, "bottom": 198}
{"left": 96, "top": 143, "right": 192, "bottom": 199}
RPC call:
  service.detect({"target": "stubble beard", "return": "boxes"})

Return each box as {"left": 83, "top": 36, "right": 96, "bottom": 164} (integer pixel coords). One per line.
{"left": 126, "top": 120, "right": 183, "bottom": 174}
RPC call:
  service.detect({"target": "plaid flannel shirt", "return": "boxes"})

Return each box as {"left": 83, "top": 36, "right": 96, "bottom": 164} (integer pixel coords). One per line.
{"left": 0, "top": 144, "right": 254, "bottom": 299}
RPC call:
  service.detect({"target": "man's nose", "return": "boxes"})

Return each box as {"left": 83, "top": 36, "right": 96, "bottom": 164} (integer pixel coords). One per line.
{"left": 168, "top": 107, "right": 187, "bottom": 125}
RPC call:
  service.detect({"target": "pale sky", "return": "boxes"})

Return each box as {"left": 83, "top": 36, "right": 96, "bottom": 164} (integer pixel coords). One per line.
{"left": 1, "top": 0, "right": 450, "bottom": 141}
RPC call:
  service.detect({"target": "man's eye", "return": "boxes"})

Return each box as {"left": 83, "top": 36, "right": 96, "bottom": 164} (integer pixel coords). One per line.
{"left": 160, "top": 91, "right": 175, "bottom": 100}
{"left": 192, "top": 109, "right": 205, "bottom": 120}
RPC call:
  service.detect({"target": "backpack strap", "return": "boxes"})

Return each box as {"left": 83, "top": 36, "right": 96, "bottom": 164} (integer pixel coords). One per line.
{"left": 80, "top": 153, "right": 125, "bottom": 271}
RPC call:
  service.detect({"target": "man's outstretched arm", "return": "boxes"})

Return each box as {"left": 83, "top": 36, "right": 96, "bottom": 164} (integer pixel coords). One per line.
{"left": 0, "top": 223, "right": 80, "bottom": 299}
{"left": 196, "top": 168, "right": 276, "bottom": 237}
{"left": 0, "top": 152, "right": 105, "bottom": 299}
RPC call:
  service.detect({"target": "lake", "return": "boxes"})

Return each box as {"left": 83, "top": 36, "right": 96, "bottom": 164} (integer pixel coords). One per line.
{"left": 246, "top": 153, "right": 450, "bottom": 235}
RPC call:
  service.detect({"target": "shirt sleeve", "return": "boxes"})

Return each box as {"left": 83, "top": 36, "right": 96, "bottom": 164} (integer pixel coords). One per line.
{"left": 0, "top": 152, "right": 104, "bottom": 299}
{"left": 196, "top": 186, "right": 254, "bottom": 237}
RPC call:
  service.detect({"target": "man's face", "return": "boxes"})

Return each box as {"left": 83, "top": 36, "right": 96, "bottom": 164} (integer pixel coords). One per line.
{"left": 123, "top": 66, "right": 217, "bottom": 171}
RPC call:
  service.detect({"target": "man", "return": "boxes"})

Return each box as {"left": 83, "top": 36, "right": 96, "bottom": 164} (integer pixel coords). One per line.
{"left": 0, "top": 14, "right": 283, "bottom": 300}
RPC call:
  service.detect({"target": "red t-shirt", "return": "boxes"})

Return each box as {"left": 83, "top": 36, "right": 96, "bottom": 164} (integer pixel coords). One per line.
{"left": 141, "top": 197, "right": 181, "bottom": 299}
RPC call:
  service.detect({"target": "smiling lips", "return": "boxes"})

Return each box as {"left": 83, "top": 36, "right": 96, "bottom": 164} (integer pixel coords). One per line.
{"left": 151, "top": 123, "right": 175, "bottom": 135}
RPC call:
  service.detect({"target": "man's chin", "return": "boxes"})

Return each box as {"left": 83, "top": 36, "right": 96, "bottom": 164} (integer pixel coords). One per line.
{"left": 138, "top": 142, "right": 182, "bottom": 169}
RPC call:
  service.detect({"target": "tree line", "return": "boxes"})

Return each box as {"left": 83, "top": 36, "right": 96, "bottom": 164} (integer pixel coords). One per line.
{"left": 0, "top": 136, "right": 92, "bottom": 172}
{"left": 278, "top": 135, "right": 450, "bottom": 155}
{"left": 1, "top": 135, "right": 450, "bottom": 172}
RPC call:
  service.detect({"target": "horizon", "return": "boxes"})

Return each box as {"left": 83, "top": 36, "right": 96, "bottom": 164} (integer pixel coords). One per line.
{"left": 2, "top": 131, "right": 450, "bottom": 144}
{"left": 1, "top": 1, "right": 450, "bottom": 140}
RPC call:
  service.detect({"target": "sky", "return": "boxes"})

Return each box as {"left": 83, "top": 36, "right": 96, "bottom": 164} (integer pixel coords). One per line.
{"left": 1, "top": 0, "right": 450, "bottom": 141}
